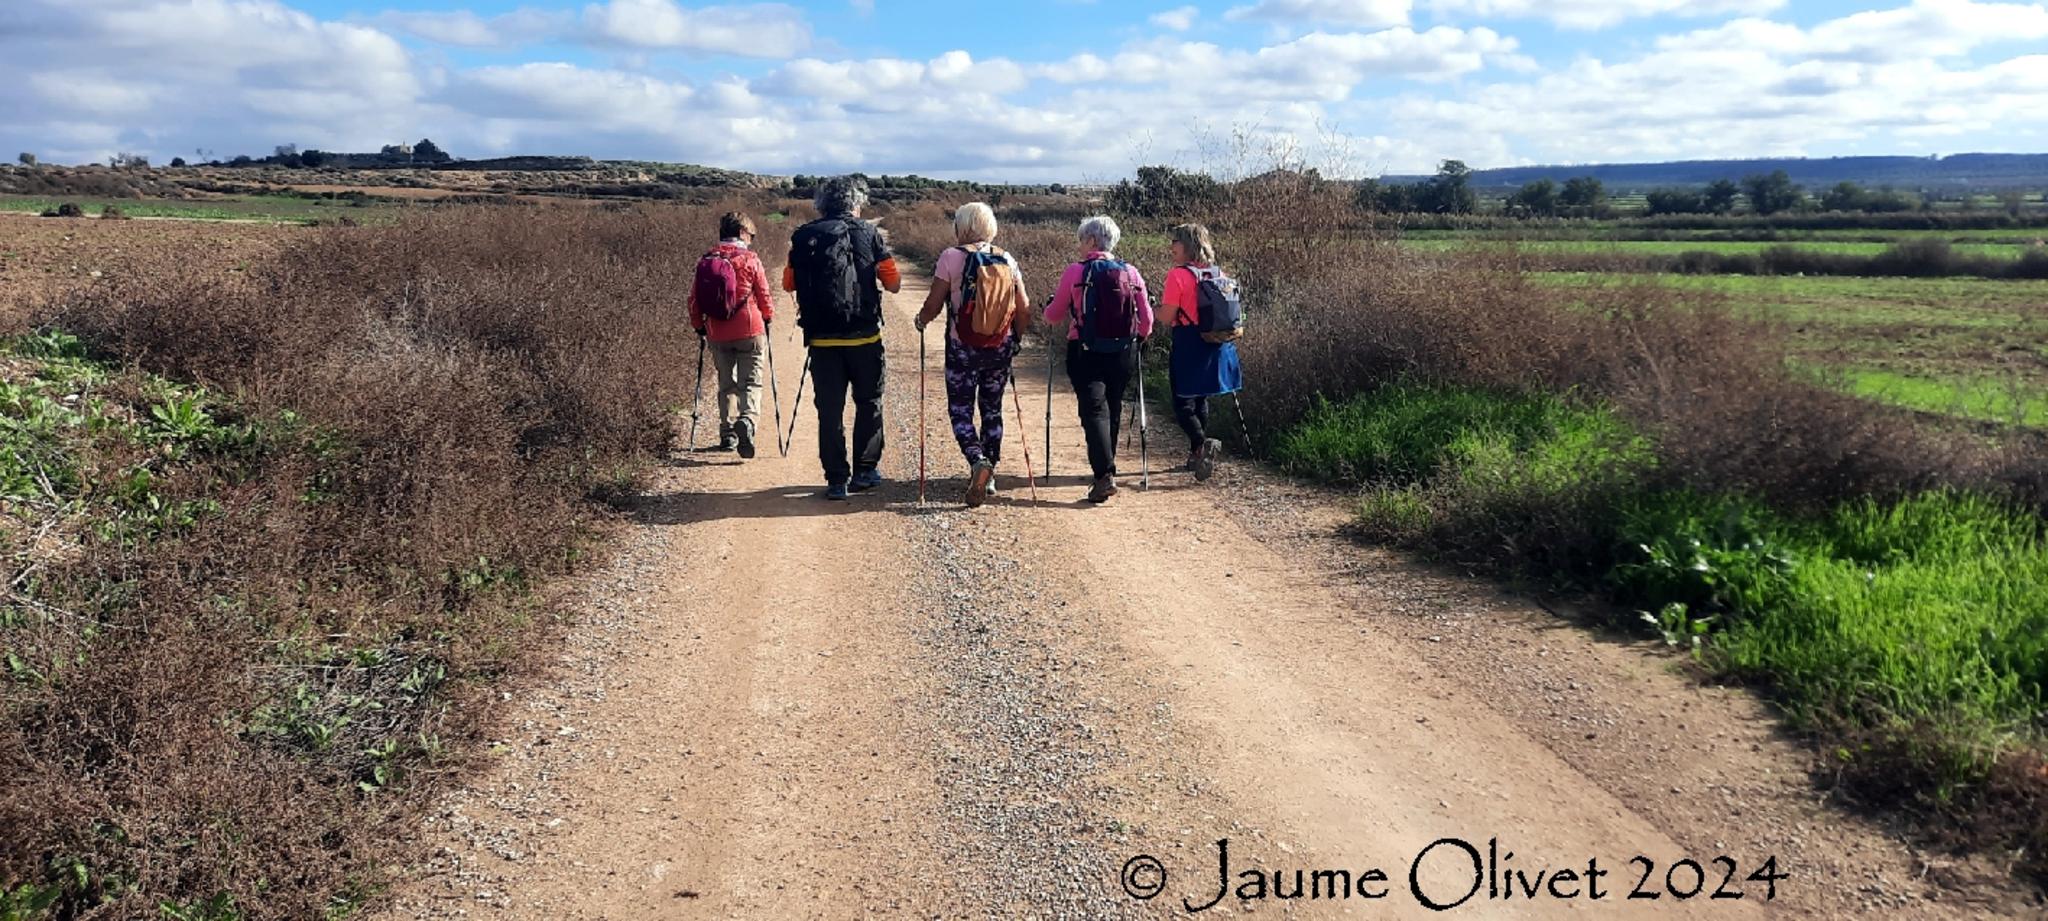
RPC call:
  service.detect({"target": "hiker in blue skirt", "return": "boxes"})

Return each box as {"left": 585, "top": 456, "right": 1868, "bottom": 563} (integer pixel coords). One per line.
{"left": 1158, "top": 223, "right": 1243, "bottom": 482}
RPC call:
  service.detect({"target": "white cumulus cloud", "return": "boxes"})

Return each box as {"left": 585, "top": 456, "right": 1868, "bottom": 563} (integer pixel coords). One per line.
{"left": 375, "top": 9, "right": 568, "bottom": 47}
{"left": 1426, "top": 0, "right": 1786, "bottom": 30}
{"left": 1383, "top": 1, "right": 2048, "bottom": 167}
{"left": 1225, "top": 0, "right": 1413, "bottom": 28}
{"left": 580, "top": 0, "right": 811, "bottom": 56}
{"left": 1150, "top": 5, "right": 1200, "bottom": 30}
{"left": 2, "top": 0, "right": 2040, "bottom": 180}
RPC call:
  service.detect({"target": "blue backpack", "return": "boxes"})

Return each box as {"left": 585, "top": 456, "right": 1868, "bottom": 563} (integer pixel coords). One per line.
{"left": 1077, "top": 258, "right": 1145, "bottom": 353}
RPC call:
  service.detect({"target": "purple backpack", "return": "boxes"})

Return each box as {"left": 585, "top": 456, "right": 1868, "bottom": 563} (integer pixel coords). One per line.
{"left": 693, "top": 249, "right": 743, "bottom": 322}
{"left": 1078, "top": 258, "right": 1143, "bottom": 352}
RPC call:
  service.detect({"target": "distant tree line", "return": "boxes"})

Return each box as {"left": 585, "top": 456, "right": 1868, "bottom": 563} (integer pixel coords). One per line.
{"left": 790, "top": 173, "right": 1068, "bottom": 199}
{"left": 1092, "top": 160, "right": 2042, "bottom": 223}
{"left": 203, "top": 139, "right": 453, "bottom": 169}
{"left": 1644, "top": 180, "right": 1744, "bottom": 215}
{"left": 1352, "top": 162, "right": 1611, "bottom": 217}
{"left": 1643, "top": 172, "right": 1928, "bottom": 216}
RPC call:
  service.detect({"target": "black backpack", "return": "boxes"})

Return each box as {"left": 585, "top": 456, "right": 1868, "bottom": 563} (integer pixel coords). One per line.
{"left": 790, "top": 218, "right": 876, "bottom": 337}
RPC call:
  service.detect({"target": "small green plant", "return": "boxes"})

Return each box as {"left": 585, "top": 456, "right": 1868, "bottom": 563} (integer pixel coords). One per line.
{"left": 160, "top": 893, "right": 241, "bottom": 921}
{"left": 145, "top": 394, "right": 220, "bottom": 447}
{"left": 1642, "top": 602, "right": 1715, "bottom": 653}
{"left": 0, "top": 882, "right": 62, "bottom": 921}
{"left": 1611, "top": 493, "right": 1800, "bottom": 617}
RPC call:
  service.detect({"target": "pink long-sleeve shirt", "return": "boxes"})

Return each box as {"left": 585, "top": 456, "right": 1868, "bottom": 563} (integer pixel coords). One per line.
{"left": 1042, "top": 252, "right": 1155, "bottom": 341}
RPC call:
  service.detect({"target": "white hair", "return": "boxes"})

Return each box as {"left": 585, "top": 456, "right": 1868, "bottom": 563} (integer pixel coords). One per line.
{"left": 1078, "top": 215, "right": 1121, "bottom": 253}
{"left": 953, "top": 202, "right": 998, "bottom": 245}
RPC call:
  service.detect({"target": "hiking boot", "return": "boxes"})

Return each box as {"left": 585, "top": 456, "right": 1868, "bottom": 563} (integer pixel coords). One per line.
{"left": 1087, "top": 475, "right": 1118, "bottom": 504}
{"left": 824, "top": 481, "right": 850, "bottom": 501}
{"left": 985, "top": 478, "right": 1001, "bottom": 500}
{"left": 966, "top": 459, "right": 994, "bottom": 508}
{"left": 735, "top": 419, "right": 757, "bottom": 459}
{"left": 712, "top": 431, "right": 737, "bottom": 452}
{"left": 850, "top": 469, "right": 884, "bottom": 493}
{"left": 1194, "top": 438, "right": 1222, "bottom": 482}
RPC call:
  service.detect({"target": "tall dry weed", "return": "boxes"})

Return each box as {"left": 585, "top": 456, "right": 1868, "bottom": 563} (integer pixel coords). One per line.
{"left": 4, "top": 202, "right": 766, "bottom": 917}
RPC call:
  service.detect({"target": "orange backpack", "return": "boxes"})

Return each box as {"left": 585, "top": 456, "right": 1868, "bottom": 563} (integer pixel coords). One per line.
{"left": 952, "top": 245, "right": 1020, "bottom": 349}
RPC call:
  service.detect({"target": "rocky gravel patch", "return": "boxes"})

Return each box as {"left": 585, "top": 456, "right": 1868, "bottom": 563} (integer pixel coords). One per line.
{"left": 900, "top": 510, "right": 1144, "bottom": 918}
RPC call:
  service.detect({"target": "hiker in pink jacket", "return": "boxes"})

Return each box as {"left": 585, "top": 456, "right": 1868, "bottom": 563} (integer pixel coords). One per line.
{"left": 689, "top": 211, "right": 776, "bottom": 457}
{"left": 1043, "top": 215, "right": 1153, "bottom": 504}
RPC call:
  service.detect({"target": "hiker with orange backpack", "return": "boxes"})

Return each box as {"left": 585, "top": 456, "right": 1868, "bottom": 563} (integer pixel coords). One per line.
{"left": 1160, "top": 223, "right": 1243, "bottom": 482}
{"left": 1043, "top": 215, "right": 1154, "bottom": 504}
{"left": 690, "top": 210, "right": 778, "bottom": 459}
{"left": 916, "top": 202, "right": 1033, "bottom": 508}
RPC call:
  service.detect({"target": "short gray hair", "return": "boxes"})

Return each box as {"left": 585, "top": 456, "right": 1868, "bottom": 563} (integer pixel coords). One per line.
{"left": 814, "top": 175, "right": 869, "bottom": 216}
{"left": 953, "top": 202, "right": 998, "bottom": 245}
{"left": 1078, "top": 215, "right": 1121, "bottom": 253}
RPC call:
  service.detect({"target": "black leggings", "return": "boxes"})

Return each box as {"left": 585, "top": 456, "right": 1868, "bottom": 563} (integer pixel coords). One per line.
{"left": 1065, "top": 341, "right": 1136, "bottom": 479}
{"left": 1174, "top": 396, "right": 1208, "bottom": 450}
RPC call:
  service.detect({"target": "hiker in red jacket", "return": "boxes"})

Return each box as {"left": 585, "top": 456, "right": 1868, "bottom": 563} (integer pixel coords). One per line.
{"left": 689, "top": 211, "right": 777, "bottom": 458}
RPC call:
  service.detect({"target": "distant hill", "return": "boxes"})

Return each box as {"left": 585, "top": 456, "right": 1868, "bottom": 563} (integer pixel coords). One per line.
{"left": 1389, "top": 154, "right": 2048, "bottom": 191}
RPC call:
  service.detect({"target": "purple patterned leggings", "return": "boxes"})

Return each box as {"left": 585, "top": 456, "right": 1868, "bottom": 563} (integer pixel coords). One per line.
{"left": 945, "top": 341, "right": 1014, "bottom": 466}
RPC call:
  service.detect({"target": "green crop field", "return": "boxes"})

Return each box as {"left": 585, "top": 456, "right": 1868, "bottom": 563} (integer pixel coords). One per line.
{"left": 0, "top": 193, "right": 391, "bottom": 224}
{"left": 1404, "top": 237, "right": 2031, "bottom": 260}
{"left": 1540, "top": 273, "right": 2048, "bottom": 427}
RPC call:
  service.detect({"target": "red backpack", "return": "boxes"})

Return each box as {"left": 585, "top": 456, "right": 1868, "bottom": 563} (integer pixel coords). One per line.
{"left": 693, "top": 249, "right": 743, "bottom": 322}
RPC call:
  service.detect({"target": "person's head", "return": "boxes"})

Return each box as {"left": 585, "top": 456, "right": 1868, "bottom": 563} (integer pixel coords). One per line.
{"left": 814, "top": 175, "right": 869, "bottom": 217}
{"left": 719, "top": 210, "right": 756, "bottom": 242}
{"left": 953, "top": 202, "right": 998, "bottom": 245}
{"left": 1077, "top": 215, "right": 1121, "bottom": 257}
{"left": 1168, "top": 223, "right": 1214, "bottom": 265}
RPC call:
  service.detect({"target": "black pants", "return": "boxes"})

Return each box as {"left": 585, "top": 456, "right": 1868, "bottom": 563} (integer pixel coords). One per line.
{"left": 809, "top": 341, "right": 885, "bottom": 484}
{"left": 1066, "top": 340, "right": 1137, "bottom": 479}
{"left": 1174, "top": 396, "right": 1209, "bottom": 451}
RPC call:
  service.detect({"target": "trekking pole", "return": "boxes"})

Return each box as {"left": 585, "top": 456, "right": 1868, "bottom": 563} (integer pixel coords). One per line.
{"left": 1008, "top": 369, "right": 1039, "bottom": 506}
{"left": 1232, "top": 392, "right": 1254, "bottom": 455}
{"left": 1136, "top": 343, "right": 1150, "bottom": 491}
{"left": 688, "top": 335, "right": 707, "bottom": 451}
{"left": 917, "top": 326, "right": 929, "bottom": 507}
{"left": 766, "top": 327, "right": 785, "bottom": 457}
{"left": 1043, "top": 339, "right": 1055, "bottom": 478}
{"left": 785, "top": 351, "right": 811, "bottom": 459}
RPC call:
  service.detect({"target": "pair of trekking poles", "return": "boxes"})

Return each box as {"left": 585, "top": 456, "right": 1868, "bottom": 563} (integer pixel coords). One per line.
{"left": 1043, "top": 330, "right": 1255, "bottom": 488}
{"left": 688, "top": 328, "right": 791, "bottom": 458}
{"left": 1042, "top": 337, "right": 1153, "bottom": 490}
{"left": 913, "top": 324, "right": 1040, "bottom": 507}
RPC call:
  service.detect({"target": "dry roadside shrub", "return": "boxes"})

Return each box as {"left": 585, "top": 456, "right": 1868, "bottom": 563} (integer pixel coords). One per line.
{"left": 1229, "top": 232, "right": 2038, "bottom": 511}
{"left": 4, "top": 203, "right": 760, "bottom": 917}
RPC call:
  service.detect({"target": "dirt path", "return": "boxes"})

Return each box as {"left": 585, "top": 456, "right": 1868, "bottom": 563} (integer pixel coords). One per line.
{"left": 384, "top": 270, "right": 2036, "bottom": 919}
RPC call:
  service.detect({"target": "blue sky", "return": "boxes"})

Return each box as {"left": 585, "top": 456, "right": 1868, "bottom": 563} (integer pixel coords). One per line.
{"left": 4, "top": 0, "right": 2046, "bottom": 180}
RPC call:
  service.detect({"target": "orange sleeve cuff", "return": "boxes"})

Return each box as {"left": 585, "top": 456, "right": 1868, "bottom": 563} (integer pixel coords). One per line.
{"left": 877, "top": 258, "right": 901, "bottom": 289}
{"left": 782, "top": 264, "right": 796, "bottom": 292}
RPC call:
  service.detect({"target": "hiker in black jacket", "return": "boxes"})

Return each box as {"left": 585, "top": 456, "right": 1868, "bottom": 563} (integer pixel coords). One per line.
{"left": 782, "top": 175, "right": 903, "bottom": 500}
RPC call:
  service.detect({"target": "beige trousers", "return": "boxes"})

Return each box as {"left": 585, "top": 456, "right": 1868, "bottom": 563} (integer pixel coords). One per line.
{"left": 709, "top": 335, "right": 765, "bottom": 436}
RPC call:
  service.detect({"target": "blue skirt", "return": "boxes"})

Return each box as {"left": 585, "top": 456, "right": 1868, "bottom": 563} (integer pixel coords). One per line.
{"left": 1169, "top": 325, "right": 1242, "bottom": 398}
